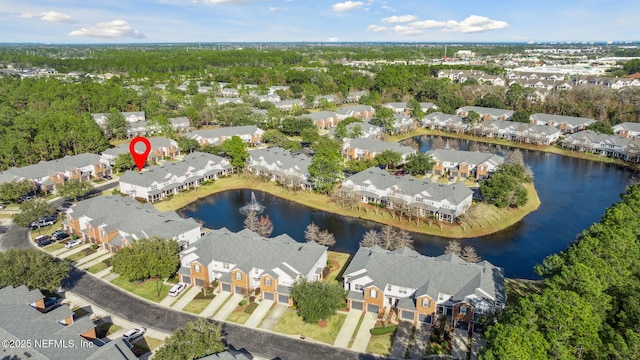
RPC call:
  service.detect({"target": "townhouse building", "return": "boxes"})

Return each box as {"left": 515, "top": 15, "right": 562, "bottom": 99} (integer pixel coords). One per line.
{"left": 342, "top": 138, "right": 416, "bottom": 163}
{"left": 561, "top": 130, "right": 630, "bottom": 158}
{"left": 336, "top": 105, "right": 375, "bottom": 120}
{"left": 428, "top": 149, "right": 504, "bottom": 180}
{"left": 612, "top": 122, "right": 640, "bottom": 138}
{"left": 185, "top": 126, "right": 265, "bottom": 146}
{"left": 0, "top": 285, "right": 136, "bottom": 359}
{"left": 456, "top": 106, "right": 514, "bottom": 121}
{"left": 65, "top": 196, "right": 202, "bottom": 252}
{"left": 178, "top": 228, "right": 327, "bottom": 305}
{"left": 247, "top": 147, "right": 313, "bottom": 190}
{"left": 473, "top": 120, "right": 561, "bottom": 145}
{"left": 0, "top": 153, "right": 111, "bottom": 193}
{"left": 303, "top": 111, "right": 340, "bottom": 129}
{"left": 343, "top": 246, "right": 506, "bottom": 327}
{"left": 529, "top": 113, "right": 596, "bottom": 134}
{"left": 119, "top": 151, "right": 231, "bottom": 202}
{"left": 101, "top": 137, "right": 180, "bottom": 165}
{"left": 420, "top": 112, "right": 468, "bottom": 133}
{"left": 340, "top": 167, "right": 473, "bottom": 222}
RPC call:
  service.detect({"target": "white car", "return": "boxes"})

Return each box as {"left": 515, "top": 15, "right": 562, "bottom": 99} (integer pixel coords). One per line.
{"left": 65, "top": 239, "right": 83, "bottom": 248}
{"left": 123, "top": 327, "right": 146, "bottom": 342}
{"left": 168, "top": 283, "right": 187, "bottom": 297}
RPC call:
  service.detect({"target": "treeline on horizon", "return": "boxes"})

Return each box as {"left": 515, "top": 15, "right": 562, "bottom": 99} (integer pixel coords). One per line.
{"left": 1, "top": 46, "right": 640, "bottom": 171}
{"left": 481, "top": 182, "right": 640, "bottom": 359}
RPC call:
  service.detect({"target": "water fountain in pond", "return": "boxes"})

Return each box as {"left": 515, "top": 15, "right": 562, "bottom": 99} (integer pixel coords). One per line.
{"left": 239, "top": 191, "right": 265, "bottom": 214}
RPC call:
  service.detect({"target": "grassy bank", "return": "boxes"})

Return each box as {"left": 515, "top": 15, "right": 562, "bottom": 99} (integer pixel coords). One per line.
{"left": 389, "top": 128, "right": 637, "bottom": 169}
{"left": 153, "top": 175, "right": 540, "bottom": 239}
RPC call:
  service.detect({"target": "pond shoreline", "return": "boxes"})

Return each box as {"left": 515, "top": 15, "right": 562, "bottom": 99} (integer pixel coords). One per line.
{"left": 155, "top": 175, "right": 540, "bottom": 239}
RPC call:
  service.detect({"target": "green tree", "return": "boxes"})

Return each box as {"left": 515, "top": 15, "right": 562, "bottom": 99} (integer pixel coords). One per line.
{"left": 301, "top": 127, "right": 320, "bottom": 144}
{"left": 111, "top": 237, "right": 180, "bottom": 297}
{"left": 586, "top": 121, "right": 614, "bottom": 135}
{"left": 56, "top": 179, "right": 94, "bottom": 202}
{"left": 222, "top": 136, "right": 249, "bottom": 173}
{"left": 370, "top": 107, "right": 395, "bottom": 133}
{"left": 12, "top": 199, "right": 56, "bottom": 227}
{"left": 261, "top": 129, "right": 289, "bottom": 148}
{"left": 480, "top": 163, "right": 530, "bottom": 208}
{"left": 405, "top": 152, "right": 435, "bottom": 175}
{"left": 308, "top": 137, "right": 343, "bottom": 194}
{"left": 290, "top": 278, "right": 347, "bottom": 324}
{"left": 0, "top": 249, "right": 70, "bottom": 292}
{"left": 345, "top": 159, "right": 376, "bottom": 174}
{"left": 437, "top": 93, "right": 465, "bottom": 114}
{"left": 475, "top": 94, "right": 506, "bottom": 109}
{"left": 347, "top": 124, "right": 364, "bottom": 139}
{"left": 153, "top": 318, "right": 226, "bottom": 360}
{"left": 374, "top": 149, "right": 402, "bottom": 169}
{"left": 0, "top": 180, "right": 34, "bottom": 203}
{"left": 105, "top": 108, "right": 127, "bottom": 139}
{"left": 113, "top": 153, "right": 136, "bottom": 173}
{"left": 407, "top": 99, "right": 425, "bottom": 119}
{"left": 186, "top": 80, "right": 199, "bottom": 96}
{"left": 281, "top": 116, "right": 315, "bottom": 136}
{"left": 318, "top": 98, "right": 337, "bottom": 111}
{"left": 512, "top": 110, "right": 531, "bottom": 123}
{"left": 177, "top": 136, "right": 200, "bottom": 154}
{"left": 465, "top": 110, "right": 481, "bottom": 124}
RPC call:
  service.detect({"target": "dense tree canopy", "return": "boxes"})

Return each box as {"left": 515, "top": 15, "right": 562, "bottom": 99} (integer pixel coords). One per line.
{"left": 308, "top": 137, "right": 343, "bottom": 194}
{"left": 0, "top": 180, "right": 34, "bottom": 203}
{"left": 12, "top": 199, "right": 56, "bottom": 227}
{"left": 0, "top": 249, "right": 70, "bottom": 292}
{"left": 222, "top": 136, "right": 249, "bottom": 173}
{"left": 154, "top": 318, "right": 226, "bottom": 360}
{"left": 56, "top": 180, "right": 94, "bottom": 202}
{"left": 290, "top": 278, "right": 347, "bottom": 324}
{"left": 480, "top": 163, "right": 530, "bottom": 208}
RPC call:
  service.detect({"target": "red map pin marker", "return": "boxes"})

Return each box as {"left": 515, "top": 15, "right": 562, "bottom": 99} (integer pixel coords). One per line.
{"left": 129, "top": 136, "right": 151, "bottom": 172}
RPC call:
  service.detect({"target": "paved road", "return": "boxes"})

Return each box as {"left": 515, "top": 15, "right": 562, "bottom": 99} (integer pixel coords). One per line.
{"left": 0, "top": 223, "right": 30, "bottom": 251}
{"left": 61, "top": 267, "right": 383, "bottom": 360}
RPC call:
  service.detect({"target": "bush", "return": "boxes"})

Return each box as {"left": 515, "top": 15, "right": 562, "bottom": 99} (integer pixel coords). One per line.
{"left": 370, "top": 325, "right": 398, "bottom": 336}
{"left": 111, "top": 188, "right": 120, "bottom": 195}
{"left": 368, "top": 201, "right": 386, "bottom": 208}
{"left": 90, "top": 244, "right": 98, "bottom": 250}
{"left": 238, "top": 299, "right": 247, "bottom": 306}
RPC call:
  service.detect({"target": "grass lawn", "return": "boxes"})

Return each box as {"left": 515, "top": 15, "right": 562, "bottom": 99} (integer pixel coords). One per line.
{"left": 110, "top": 277, "right": 171, "bottom": 303}
{"left": 44, "top": 242, "right": 66, "bottom": 253}
{"left": 64, "top": 247, "right": 97, "bottom": 262}
{"left": 95, "top": 322, "right": 122, "bottom": 338}
{"left": 87, "top": 261, "right": 110, "bottom": 274}
{"left": 366, "top": 333, "right": 395, "bottom": 356}
{"left": 182, "top": 291, "right": 216, "bottom": 314}
{"left": 505, "top": 278, "right": 545, "bottom": 307}
{"left": 154, "top": 175, "right": 539, "bottom": 239}
{"left": 273, "top": 310, "right": 346, "bottom": 344}
{"left": 325, "top": 251, "right": 352, "bottom": 284}
{"left": 226, "top": 302, "right": 258, "bottom": 324}
{"left": 132, "top": 336, "right": 164, "bottom": 354}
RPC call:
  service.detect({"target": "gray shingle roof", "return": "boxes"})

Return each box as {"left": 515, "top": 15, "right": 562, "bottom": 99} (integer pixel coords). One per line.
{"left": 186, "top": 126, "right": 262, "bottom": 142}
{"left": 4, "top": 153, "right": 103, "bottom": 181}
{"left": 428, "top": 149, "right": 504, "bottom": 167}
{"left": 344, "top": 247, "right": 505, "bottom": 304}
{"left": 249, "top": 147, "right": 311, "bottom": 175}
{"left": 613, "top": 122, "right": 640, "bottom": 132}
{"left": 301, "top": 111, "right": 338, "bottom": 121}
{"left": 68, "top": 196, "right": 200, "bottom": 242}
{"left": 344, "top": 138, "right": 415, "bottom": 156}
{"left": 0, "top": 285, "right": 136, "bottom": 360}
{"left": 337, "top": 105, "right": 374, "bottom": 115}
{"left": 183, "top": 228, "right": 326, "bottom": 280}
{"left": 102, "top": 137, "right": 177, "bottom": 157}
{"left": 530, "top": 113, "right": 596, "bottom": 126}
{"left": 459, "top": 106, "right": 514, "bottom": 117}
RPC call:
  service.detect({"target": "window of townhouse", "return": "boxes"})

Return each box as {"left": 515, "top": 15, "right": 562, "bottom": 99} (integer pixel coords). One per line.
{"left": 399, "top": 287, "right": 408, "bottom": 295}
{"left": 422, "top": 299, "right": 431, "bottom": 308}
{"left": 265, "top": 278, "right": 272, "bottom": 286}
{"left": 235, "top": 272, "right": 242, "bottom": 281}
{"left": 370, "top": 289, "right": 377, "bottom": 298}
{"left": 194, "top": 264, "right": 200, "bottom": 272}
{"left": 223, "top": 263, "right": 230, "bottom": 269}
{"left": 460, "top": 306, "right": 467, "bottom": 315}
{"left": 353, "top": 284, "right": 363, "bottom": 291}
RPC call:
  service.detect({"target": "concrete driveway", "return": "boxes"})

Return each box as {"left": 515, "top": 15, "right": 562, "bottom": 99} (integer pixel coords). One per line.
{"left": 244, "top": 299, "right": 274, "bottom": 328}
{"left": 452, "top": 327, "right": 469, "bottom": 360}
{"left": 61, "top": 267, "right": 381, "bottom": 360}
{"left": 390, "top": 321, "right": 411, "bottom": 359}
{"left": 213, "top": 293, "right": 244, "bottom": 321}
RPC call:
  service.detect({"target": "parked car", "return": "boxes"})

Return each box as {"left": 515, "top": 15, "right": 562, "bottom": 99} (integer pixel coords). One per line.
{"left": 38, "top": 238, "right": 55, "bottom": 247}
{"left": 123, "top": 327, "right": 146, "bottom": 342}
{"left": 168, "top": 283, "right": 187, "bottom": 297}
{"left": 52, "top": 230, "right": 69, "bottom": 241}
{"left": 34, "top": 235, "right": 52, "bottom": 245}
{"left": 43, "top": 297, "right": 61, "bottom": 312}
{"left": 104, "top": 175, "right": 112, "bottom": 180}
{"left": 65, "top": 239, "right": 83, "bottom": 248}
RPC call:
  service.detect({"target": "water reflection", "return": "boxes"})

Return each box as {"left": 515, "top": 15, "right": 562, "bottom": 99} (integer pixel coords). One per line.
{"left": 179, "top": 135, "right": 635, "bottom": 279}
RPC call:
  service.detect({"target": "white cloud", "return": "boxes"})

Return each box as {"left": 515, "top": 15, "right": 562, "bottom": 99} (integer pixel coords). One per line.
{"left": 381, "top": 15, "right": 417, "bottom": 23}
{"left": 40, "top": 11, "right": 76, "bottom": 24}
{"left": 367, "top": 24, "right": 389, "bottom": 32}
{"left": 394, "top": 25, "right": 423, "bottom": 36}
{"left": 409, "top": 20, "right": 447, "bottom": 29}
{"left": 444, "top": 15, "right": 510, "bottom": 33}
{"left": 381, "top": 5, "right": 397, "bottom": 12}
{"left": 269, "top": 6, "right": 287, "bottom": 11}
{"left": 200, "top": 0, "right": 251, "bottom": 3}
{"left": 332, "top": 1, "right": 364, "bottom": 12}
{"left": 68, "top": 20, "right": 144, "bottom": 39}
{"left": 17, "top": 11, "right": 76, "bottom": 24}
{"left": 326, "top": 37, "right": 340, "bottom": 42}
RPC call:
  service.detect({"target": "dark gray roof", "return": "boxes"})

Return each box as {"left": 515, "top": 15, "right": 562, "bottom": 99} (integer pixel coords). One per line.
{"left": 199, "top": 349, "right": 253, "bottom": 360}
{"left": 249, "top": 147, "right": 311, "bottom": 175}
{"left": 0, "top": 285, "right": 136, "bottom": 360}
{"left": 182, "top": 228, "right": 326, "bottom": 280}
{"left": 4, "top": 153, "right": 103, "bottom": 181}
{"left": 186, "top": 126, "right": 263, "bottom": 142}
{"left": 343, "top": 247, "right": 505, "bottom": 304}
{"left": 102, "top": 137, "right": 177, "bottom": 157}
{"left": 68, "top": 196, "right": 200, "bottom": 242}
{"left": 302, "top": 111, "right": 338, "bottom": 121}
{"left": 459, "top": 106, "right": 514, "bottom": 117}
{"left": 337, "top": 105, "right": 374, "bottom": 115}
{"left": 613, "top": 122, "right": 640, "bottom": 133}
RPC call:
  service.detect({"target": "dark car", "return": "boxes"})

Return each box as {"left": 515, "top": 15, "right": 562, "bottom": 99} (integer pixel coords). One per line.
{"left": 38, "top": 238, "right": 55, "bottom": 247}
{"left": 52, "top": 230, "right": 69, "bottom": 241}
{"left": 34, "top": 235, "right": 52, "bottom": 245}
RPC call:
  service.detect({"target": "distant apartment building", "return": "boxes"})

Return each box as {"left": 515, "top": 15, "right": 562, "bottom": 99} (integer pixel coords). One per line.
{"left": 101, "top": 137, "right": 179, "bottom": 165}
{"left": 185, "top": 126, "right": 265, "bottom": 146}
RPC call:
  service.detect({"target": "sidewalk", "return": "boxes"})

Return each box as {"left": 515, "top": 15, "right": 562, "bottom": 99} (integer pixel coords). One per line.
{"left": 171, "top": 286, "right": 202, "bottom": 311}
{"left": 77, "top": 251, "right": 111, "bottom": 269}
{"left": 333, "top": 310, "right": 361, "bottom": 348}
{"left": 200, "top": 291, "right": 232, "bottom": 317}
{"left": 95, "top": 266, "right": 114, "bottom": 278}
{"left": 350, "top": 312, "right": 377, "bottom": 353}
{"left": 57, "top": 243, "right": 91, "bottom": 259}
{"left": 213, "top": 293, "right": 244, "bottom": 321}
{"left": 244, "top": 299, "right": 274, "bottom": 328}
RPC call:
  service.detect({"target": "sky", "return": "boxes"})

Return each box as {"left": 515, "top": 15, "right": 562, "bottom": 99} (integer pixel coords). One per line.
{"left": 0, "top": 0, "right": 638, "bottom": 44}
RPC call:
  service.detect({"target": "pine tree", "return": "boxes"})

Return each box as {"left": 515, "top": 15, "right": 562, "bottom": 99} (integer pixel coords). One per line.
{"left": 243, "top": 210, "right": 260, "bottom": 233}
{"left": 257, "top": 215, "right": 273, "bottom": 237}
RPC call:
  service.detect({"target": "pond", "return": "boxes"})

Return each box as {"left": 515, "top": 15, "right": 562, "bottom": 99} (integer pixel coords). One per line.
{"left": 179, "top": 136, "right": 636, "bottom": 279}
